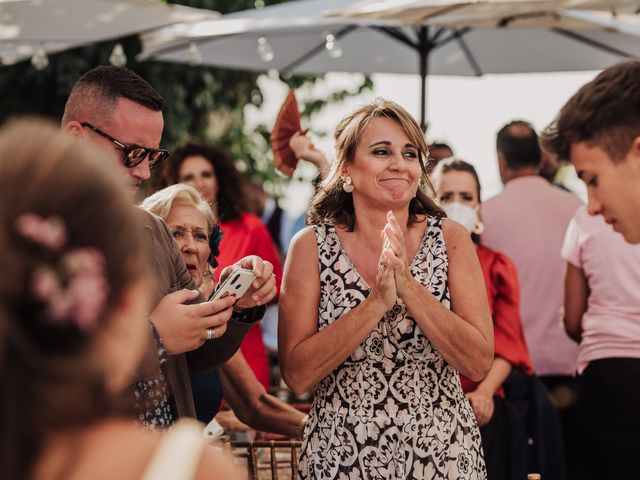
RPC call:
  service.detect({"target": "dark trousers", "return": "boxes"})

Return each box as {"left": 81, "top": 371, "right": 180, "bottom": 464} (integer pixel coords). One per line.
{"left": 539, "top": 375, "right": 584, "bottom": 480}
{"left": 480, "top": 395, "right": 509, "bottom": 480}
{"left": 189, "top": 369, "right": 223, "bottom": 424}
{"left": 575, "top": 358, "right": 640, "bottom": 480}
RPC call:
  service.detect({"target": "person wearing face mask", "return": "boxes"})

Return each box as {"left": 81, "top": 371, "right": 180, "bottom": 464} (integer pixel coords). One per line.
{"left": 433, "top": 158, "right": 533, "bottom": 480}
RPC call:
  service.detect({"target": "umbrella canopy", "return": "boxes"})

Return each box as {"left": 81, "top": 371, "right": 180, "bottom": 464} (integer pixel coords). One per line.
{"left": 139, "top": 0, "right": 640, "bottom": 130}
{"left": 330, "top": 0, "right": 640, "bottom": 25}
{"left": 0, "top": 0, "right": 216, "bottom": 66}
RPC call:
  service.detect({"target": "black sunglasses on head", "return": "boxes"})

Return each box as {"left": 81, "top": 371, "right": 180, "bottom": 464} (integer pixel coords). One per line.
{"left": 81, "top": 122, "right": 169, "bottom": 169}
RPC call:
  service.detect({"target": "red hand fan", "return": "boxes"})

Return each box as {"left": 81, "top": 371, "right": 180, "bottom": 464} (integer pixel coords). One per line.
{"left": 271, "top": 90, "right": 301, "bottom": 177}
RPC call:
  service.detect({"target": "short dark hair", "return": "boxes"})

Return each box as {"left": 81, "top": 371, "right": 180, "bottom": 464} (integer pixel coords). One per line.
{"left": 496, "top": 120, "right": 541, "bottom": 170}
{"left": 540, "top": 60, "right": 640, "bottom": 163}
{"left": 62, "top": 66, "right": 163, "bottom": 125}
{"left": 429, "top": 142, "right": 453, "bottom": 153}
{"left": 162, "top": 142, "right": 249, "bottom": 222}
{"left": 427, "top": 141, "right": 454, "bottom": 173}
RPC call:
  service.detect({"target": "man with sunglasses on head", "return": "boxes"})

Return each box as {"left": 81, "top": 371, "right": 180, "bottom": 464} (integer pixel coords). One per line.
{"left": 62, "top": 66, "right": 275, "bottom": 428}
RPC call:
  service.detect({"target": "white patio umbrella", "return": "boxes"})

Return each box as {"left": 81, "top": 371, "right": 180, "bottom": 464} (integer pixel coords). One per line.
{"left": 0, "top": 0, "right": 217, "bottom": 66}
{"left": 138, "top": 0, "right": 640, "bottom": 130}
{"left": 330, "top": 0, "right": 640, "bottom": 25}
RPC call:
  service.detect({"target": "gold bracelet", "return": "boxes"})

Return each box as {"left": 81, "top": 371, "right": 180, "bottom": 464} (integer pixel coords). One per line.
{"left": 298, "top": 414, "right": 309, "bottom": 439}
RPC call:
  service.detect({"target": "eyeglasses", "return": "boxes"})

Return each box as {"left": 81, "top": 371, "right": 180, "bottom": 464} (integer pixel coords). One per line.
{"left": 81, "top": 122, "right": 169, "bottom": 170}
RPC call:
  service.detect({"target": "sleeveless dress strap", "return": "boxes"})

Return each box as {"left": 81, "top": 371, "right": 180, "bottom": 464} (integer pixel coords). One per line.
{"left": 140, "top": 419, "right": 206, "bottom": 480}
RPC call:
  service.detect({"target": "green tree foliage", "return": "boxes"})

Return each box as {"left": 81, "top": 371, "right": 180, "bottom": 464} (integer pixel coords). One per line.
{"left": 0, "top": 0, "right": 372, "bottom": 193}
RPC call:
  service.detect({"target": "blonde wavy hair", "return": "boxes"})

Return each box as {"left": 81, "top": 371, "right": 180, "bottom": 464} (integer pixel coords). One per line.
{"left": 140, "top": 183, "right": 216, "bottom": 234}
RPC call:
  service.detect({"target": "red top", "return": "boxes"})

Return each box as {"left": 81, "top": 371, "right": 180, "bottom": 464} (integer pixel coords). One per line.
{"left": 460, "top": 245, "right": 534, "bottom": 395}
{"left": 214, "top": 213, "right": 284, "bottom": 390}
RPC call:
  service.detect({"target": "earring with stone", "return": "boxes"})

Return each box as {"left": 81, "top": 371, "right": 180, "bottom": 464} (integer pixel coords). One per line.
{"left": 342, "top": 176, "right": 354, "bottom": 193}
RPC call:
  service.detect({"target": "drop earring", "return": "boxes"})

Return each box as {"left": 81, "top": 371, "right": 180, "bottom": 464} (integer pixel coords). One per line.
{"left": 472, "top": 221, "right": 485, "bottom": 235}
{"left": 342, "top": 176, "right": 354, "bottom": 193}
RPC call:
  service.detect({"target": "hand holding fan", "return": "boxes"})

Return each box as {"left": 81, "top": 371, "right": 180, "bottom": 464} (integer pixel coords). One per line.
{"left": 271, "top": 90, "right": 301, "bottom": 177}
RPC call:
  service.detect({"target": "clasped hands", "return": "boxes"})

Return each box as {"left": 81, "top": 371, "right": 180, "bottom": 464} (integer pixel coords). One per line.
{"left": 151, "top": 255, "right": 277, "bottom": 355}
{"left": 371, "top": 211, "right": 414, "bottom": 309}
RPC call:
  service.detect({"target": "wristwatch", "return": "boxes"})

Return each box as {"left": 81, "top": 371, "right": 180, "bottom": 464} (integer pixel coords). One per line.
{"left": 231, "top": 304, "right": 267, "bottom": 324}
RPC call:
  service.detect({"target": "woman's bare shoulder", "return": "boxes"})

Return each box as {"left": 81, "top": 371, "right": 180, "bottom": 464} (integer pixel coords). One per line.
{"left": 441, "top": 218, "right": 473, "bottom": 249}
{"left": 289, "top": 225, "right": 320, "bottom": 253}
{"left": 35, "top": 420, "right": 160, "bottom": 480}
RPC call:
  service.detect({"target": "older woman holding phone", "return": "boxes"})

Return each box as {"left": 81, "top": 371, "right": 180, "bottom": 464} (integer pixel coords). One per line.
{"left": 279, "top": 100, "right": 493, "bottom": 479}
{"left": 141, "top": 184, "right": 305, "bottom": 438}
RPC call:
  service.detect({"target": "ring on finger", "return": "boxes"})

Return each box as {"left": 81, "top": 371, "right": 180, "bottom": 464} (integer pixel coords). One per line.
{"left": 206, "top": 327, "right": 216, "bottom": 340}
{"left": 379, "top": 260, "right": 386, "bottom": 267}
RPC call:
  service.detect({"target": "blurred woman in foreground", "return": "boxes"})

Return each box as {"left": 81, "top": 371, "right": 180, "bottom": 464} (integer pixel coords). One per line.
{"left": 0, "top": 119, "right": 238, "bottom": 479}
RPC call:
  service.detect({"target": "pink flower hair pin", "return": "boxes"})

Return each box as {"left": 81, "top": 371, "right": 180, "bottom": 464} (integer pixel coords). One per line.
{"left": 16, "top": 213, "right": 110, "bottom": 332}
{"left": 15, "top": 213, "right": 67, "bottom": 252}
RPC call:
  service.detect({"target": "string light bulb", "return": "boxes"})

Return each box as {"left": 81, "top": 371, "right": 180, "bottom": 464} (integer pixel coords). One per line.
{"left": 257, "top": 36, "right": 274, "bottom": 62}
{"left": 109, "top": 43, "right": 127, "bottom": 67}
{"left": 324, "top": 33, "right": 343, "bottom": 59}
{"left": 30, "top": 46, "right": 49, "bottom": 71}
{"left": 187, "top": 42, "right": 203, "bottom": 66}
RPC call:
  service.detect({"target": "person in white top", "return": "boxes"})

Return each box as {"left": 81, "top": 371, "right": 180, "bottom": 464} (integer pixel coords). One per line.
{"left": 561, "top": 205, "right": 640, "bottom": 480}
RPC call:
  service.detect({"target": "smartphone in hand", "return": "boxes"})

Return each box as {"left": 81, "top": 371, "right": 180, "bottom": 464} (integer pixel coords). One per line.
{"left": 208, "top": 268, "right": 256, "bottom": 302}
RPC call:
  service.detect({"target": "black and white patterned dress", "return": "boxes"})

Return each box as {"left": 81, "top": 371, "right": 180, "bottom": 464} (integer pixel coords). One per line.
{"left": 299, "top": 218, "right": 486, "bottom": 479}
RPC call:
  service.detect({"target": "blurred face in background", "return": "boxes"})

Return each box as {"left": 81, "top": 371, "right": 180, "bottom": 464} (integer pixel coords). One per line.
{"left": 437, "top": 170, "right": 480, "bottom": 209}
{"left": 164, "top": 201, "right": 211, "bottom": 288}
{"left": 178, "top": 156, "right": 218, "bottom": 205}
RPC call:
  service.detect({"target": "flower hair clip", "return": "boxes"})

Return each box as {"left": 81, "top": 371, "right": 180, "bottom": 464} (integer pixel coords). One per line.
{"left": 208, "top": 224, "right": 224, "bottom": 268}
{"left": 15, "top": 213, "right": 67, "bottom": 252}
{"left": 15, "top": 213, "right": 110, "bottom": 332}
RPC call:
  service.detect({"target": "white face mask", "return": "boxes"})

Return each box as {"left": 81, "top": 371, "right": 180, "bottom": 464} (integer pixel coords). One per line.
{"left": 443, "top": 202, "right": 481, "bottom": 234}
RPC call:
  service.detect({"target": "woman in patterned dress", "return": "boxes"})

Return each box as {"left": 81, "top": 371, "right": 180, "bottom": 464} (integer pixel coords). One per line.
{"left": 278, "top": 100, "right": 494, "bottom": 479}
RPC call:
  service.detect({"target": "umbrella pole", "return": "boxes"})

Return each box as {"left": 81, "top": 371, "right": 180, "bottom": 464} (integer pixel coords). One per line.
{"left": 418, "top": 26, "right": 430, "bottom": 133}
{"left": 420, "top": 54, "right": 428, "bottom": 132}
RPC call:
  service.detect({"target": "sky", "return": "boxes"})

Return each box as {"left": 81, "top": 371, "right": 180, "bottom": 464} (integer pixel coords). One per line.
{"left": 246, "top": 70, "right": 598, "bottom": 215}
